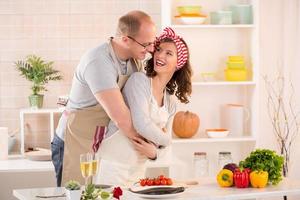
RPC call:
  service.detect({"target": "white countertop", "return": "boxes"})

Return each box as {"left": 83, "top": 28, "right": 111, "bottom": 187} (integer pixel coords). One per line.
{"left": 0, "top": 155, "right": 54, "bottom": 173}
{"left": 13, "top": 178, "right": 300, "bottom": 200}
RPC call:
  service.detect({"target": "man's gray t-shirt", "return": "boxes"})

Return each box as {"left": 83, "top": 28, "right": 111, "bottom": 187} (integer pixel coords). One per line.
{"left": 56, "top": 42, "right": 134, "bottom": 140}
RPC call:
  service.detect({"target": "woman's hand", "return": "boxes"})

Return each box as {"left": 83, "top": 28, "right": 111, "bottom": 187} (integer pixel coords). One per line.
{"left": 131, "top": 137, "right": 157, "bottom": 160}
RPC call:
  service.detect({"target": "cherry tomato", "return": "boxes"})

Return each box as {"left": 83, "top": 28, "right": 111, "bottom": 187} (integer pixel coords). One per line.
{"left": 140, "top": 179, "right": 146, "bottom": 186}
{"left": 146, "top": 179, "right": 154, "bottom": 186}
{"left": 160, "top": 179, "right": 167, "bottom": 185}
{"left": 154, "top": 178, "right": 161, "bottom": 185}
{"left": 166, "top": 178, "right": 173, "bottom": 185}
{"left": 158, "top": 175, "right": 165, "bottom": 180}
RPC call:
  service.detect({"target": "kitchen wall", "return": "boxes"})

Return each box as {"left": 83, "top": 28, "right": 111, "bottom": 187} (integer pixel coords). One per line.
{"left": 259, "top": 0, "right": 300, "bottom": 180}
{"left": 0, "top": 0, "right": 299, "bottom": 181}
{"left": 0, "top": 0, "right": 161, "bottom": 150}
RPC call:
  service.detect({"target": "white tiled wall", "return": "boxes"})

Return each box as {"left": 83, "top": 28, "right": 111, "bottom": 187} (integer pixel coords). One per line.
{"left": 0, "top": 0, "right": 161, "bottom": 151}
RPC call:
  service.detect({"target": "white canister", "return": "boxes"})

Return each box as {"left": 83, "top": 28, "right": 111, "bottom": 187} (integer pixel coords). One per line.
{"left": 220, "top": 104, "right": 250, "bottom": 136}
{"left": 0, "top": 127, "right": 9, "bottom": 160}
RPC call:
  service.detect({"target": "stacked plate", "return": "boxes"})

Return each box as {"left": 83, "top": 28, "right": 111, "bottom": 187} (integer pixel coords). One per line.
{"left": 175, "top": 6, "right": 207, "bottom": 25}
{"left": 225, "top": 56, "right": 248, "bottom": 81}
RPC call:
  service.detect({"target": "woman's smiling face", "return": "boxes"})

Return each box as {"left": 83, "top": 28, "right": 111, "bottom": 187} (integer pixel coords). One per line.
{"left": 153, "top": 42, "right": 178, "bottom": 74}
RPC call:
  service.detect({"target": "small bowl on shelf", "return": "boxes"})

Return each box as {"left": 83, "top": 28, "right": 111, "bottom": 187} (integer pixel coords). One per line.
{"left": 224, "top": 68, "right": 247, "bottom": 81}
{"left": 177, "top": 6, "right": 201, "bottom": 15}
{"left": 228, "top": 56, "right": 244, "bottom": 62}
{"left": 226, "top": 61, "right": 245, "bottom": 70}
{"left": 200, "top": 72, "right": 217, "bottom": 82}
{"left": 206, "top": 129, "right": 229, "bottom": 138}
{"left": 175, "top": 15, "right": 207, "bottom": 25}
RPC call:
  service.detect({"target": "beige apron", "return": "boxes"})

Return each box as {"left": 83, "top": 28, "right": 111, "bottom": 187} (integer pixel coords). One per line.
{"left": 62, "top": 38, "right": 141, "bottom": 185}
{"left": 95, "top": 78, "right": 171, "bottom": 186}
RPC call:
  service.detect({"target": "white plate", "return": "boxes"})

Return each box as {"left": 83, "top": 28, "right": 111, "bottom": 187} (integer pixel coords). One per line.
{"left": 177, "top": 16, "right": 207, "bottom": 24}
{"left": 130, "top": 191, "right": 184, "bottom": 199}
{"left": 25, "top": 148, "right": 51, "bottom": 161}
{"left": 129, "top": 184, "right": 185, "bottom": 199}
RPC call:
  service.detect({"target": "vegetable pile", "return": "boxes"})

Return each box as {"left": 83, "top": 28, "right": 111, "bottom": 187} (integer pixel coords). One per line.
{"left": 239, "top": 149, "right": 284, "bottom": 185}
{"left": 216, "top": 149, "right": 284, "bottom": 189}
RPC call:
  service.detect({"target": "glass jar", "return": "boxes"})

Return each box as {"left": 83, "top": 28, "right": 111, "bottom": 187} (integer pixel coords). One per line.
{"left": 193, "top": 152, "right": 209, "bottom": 178}
{"left": 218, "top": 151, "right": 233, "bottom": 169}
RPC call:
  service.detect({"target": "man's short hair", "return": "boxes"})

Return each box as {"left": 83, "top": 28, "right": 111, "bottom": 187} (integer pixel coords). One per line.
{"left": 117, "top": 10, "right": 152, "bottom": 37}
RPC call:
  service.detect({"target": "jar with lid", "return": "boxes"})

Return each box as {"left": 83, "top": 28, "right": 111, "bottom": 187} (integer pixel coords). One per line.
{"left": 193, "top": 152, "right": 209, "bottom": 178}
{"left": 218, "top": 151, "right": 233, "bottom": 169}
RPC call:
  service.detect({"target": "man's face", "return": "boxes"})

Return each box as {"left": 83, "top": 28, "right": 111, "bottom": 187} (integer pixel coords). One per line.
{"left": 127, "top": 21, "right": 156, "bottom": 60}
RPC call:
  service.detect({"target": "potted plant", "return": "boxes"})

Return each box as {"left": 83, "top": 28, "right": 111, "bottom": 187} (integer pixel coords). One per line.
{"left": 14, "top": 55, "right": 62, "bottom": 108}
{"left": 65, "top": 180, "right": 82, "bottom": 200}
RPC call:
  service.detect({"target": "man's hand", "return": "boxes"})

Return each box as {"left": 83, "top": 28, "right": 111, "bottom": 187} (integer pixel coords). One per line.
{"left": 95, "top": 89, "right": 138, "bottom": 139}
{"left": 131, "top": 137, "right": 157, "bottom": 160}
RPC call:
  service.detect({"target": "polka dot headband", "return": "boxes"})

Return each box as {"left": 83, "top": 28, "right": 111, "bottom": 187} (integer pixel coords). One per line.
{"left": 155, "top": 27, "right": 188, "bottom": 70}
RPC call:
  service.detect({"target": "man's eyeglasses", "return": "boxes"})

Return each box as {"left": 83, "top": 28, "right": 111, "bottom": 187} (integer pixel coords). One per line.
{"left": 127, "top": 36, "right": 154, "bottom": 49}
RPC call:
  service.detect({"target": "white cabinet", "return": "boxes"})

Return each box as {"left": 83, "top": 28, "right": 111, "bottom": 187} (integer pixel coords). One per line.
{"left": 161, "top": 0, "right": 259, "bottom": 177}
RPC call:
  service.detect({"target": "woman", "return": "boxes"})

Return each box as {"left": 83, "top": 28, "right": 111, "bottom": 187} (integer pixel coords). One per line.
{"left": 95, "top": 27, "right": 192, "bottom": 186}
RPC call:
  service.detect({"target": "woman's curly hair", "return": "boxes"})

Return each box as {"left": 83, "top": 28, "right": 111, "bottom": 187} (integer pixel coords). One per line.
{"left": 144, "top": 38, "right": 192, "bottom": 104}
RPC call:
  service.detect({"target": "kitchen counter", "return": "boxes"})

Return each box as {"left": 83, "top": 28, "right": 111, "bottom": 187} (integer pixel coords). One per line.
{"left": 0, "top": 155, "right": 53, "bottom": 172}
{"left": 13, "top": 178, "right": 300, "bottom": 200}
{"left": 0, "top": 156, "right": 56, "bottom": 200}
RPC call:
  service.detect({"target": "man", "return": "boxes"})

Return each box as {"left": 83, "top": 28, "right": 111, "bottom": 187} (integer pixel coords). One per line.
{"left": 51, "top": 10, "right": 156, "bottom": 186}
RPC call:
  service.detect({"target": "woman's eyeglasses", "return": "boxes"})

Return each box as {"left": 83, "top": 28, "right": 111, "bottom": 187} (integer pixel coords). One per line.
{"left": 127, "top": 36, "right": 154, "bottom": 49}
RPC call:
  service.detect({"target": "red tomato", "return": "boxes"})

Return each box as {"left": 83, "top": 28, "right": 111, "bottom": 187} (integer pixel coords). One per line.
{"left": 146, "top": 179, "right": 154, "bottom": 186}
{"left": 158, "top": 175, "right": 165, "bottom": 180}
{"left": 140, "top": 179, "right": 146, "bottom": 186}
{"left": 166, "top": 178, "right": 173, "bottom": 185}
{"left": 154, "top": 178, "right": 161, "bottom": 185}
{"left": 160, "top": 179, "right": 167, "bottom": 185}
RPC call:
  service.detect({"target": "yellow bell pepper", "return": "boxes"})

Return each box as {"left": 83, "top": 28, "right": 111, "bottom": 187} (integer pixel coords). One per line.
{"left": 217, "top": 169, "right": 234, "bottom": 187}
{"left": 250, "top": 170, "right": 268, "bottom": 188}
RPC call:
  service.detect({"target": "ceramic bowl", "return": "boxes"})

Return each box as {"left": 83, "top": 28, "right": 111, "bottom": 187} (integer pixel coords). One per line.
{"left": 206, "top": 129, "right": 229, "bottom": 138}
{"left": 177, "top": 6, "right": 201, "bottom": 15}
{"left": 224, "top": 69, "right": 247, "bottom": 81}
{"left": 177, "top": 16, "right": 207, "bottom": 25}
{"left": 228, "top": 56, "right": 244, "bottom": 62}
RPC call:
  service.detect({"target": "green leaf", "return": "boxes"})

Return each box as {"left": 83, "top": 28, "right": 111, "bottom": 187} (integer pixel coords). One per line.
{"left": 239, "top": 149, "right": 284, "bottom": 185}
{"left": 13, "top": 55, "right": 62, "bottom": 95}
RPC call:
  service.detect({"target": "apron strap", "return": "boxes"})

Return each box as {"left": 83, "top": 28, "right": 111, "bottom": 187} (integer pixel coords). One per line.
{"left": 92, "top": 126, "right": 106, "bottom": 153}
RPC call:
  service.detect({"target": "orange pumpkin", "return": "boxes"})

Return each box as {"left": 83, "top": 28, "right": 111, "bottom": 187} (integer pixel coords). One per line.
{"left": 172, "top": 111, "right": 200, "bottom": 138}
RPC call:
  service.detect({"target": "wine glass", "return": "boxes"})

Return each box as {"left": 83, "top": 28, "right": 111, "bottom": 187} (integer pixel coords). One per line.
{"left": 90, "top": 153, "right": 99, "bottom": 184}
{"left": 80, "top": 153, "right": 92, "bottom": 186}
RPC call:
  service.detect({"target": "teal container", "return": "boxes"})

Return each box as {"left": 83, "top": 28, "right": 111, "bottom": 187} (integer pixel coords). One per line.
{"left": 210, "top": 11, "right": 232, "bottom": 25}
{"left": 230, "top": 4, "right": 253, "bottom": 24}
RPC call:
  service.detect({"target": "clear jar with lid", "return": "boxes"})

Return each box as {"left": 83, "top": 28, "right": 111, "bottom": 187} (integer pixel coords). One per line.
{"left": 193, "top": 152, "right": 209, "bottom": 178}
{"left": 218, "top": 151, "right": 233, "bottom": 169}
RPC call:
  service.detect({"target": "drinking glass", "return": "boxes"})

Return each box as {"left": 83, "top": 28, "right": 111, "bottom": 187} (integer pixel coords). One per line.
{"left": 90, "top": 153, "right": 99, "bottom": 184}
{"left": 80, "top": 153, "right": 92, "bottom": 186}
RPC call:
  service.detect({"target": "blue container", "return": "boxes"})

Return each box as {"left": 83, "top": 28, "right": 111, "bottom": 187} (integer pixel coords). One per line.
{"left": 210, "top": 11, "right": 232, "bottom": 25}
{"left": 230, "top": 4, "right": 253, "bottom": 24}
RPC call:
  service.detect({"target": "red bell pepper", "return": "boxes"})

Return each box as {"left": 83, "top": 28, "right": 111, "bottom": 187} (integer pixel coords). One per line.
{"left": 233, "top": 168, "right": 251, "bottom": 188}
